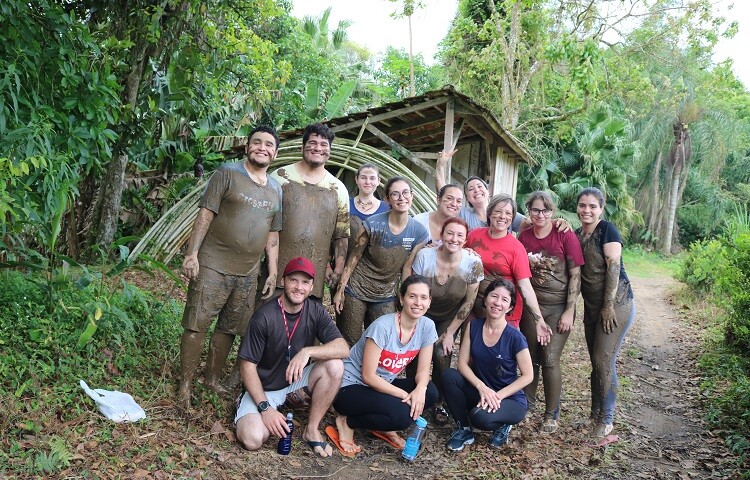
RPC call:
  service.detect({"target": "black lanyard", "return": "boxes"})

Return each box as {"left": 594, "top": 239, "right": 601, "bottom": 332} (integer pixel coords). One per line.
{"left": 278, "top": 297, "right": 303, "bottom": 361}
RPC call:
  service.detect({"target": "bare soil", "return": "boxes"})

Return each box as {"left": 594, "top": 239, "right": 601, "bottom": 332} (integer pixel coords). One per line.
{"left": 20, "top": 270, "right": 744, "bottom": 479}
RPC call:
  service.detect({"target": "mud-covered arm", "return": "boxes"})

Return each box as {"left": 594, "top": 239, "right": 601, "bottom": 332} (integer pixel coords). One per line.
{"left": 600, "top": 242, "right": 622, "bottom": 334}
{"left": 559, "top": 260, "right": 581, "bottom": 333}
{"left": 438, "top": 282, "right": 479, "bottom": 357}
{"left": 328, "top": 237, "right": 348, "bottom": 289}
{"left": 261, "top": 231, "right": 279, "bottom": 299}
{"left": 518, "top": 278, "right": 552, "bottom": 345}
{"left": 434, "top": 150, "right": 457, "bottom": 192}
{"left": 182, "top": 207, "right": 216, "bottom": 280}
{"left": 333, "top": 229, "right": 369, "bottom": 313}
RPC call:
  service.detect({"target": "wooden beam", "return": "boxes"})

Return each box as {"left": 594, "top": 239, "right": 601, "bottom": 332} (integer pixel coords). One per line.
{"left": 328, "top": 97, "right": 449, "bottom": 134}
{"left": 364, "top": 124, "right": 435, "bottom": 174}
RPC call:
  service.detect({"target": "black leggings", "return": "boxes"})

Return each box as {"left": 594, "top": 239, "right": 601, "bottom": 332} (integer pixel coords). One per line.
{"left": 441, "top": 368, "right": 527, "bottom": 431}
{"left": 333, "top": 378, "right": 439, "bottom": 431}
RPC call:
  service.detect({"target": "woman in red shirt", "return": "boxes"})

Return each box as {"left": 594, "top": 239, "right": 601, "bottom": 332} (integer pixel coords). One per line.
{"left": 465, "top": 193, "right": 552, "bottom": 346}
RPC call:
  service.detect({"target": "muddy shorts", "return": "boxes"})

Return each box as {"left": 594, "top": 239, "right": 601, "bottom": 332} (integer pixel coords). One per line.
{"left": 181, "top": 267, "right": 256, "bottom": 336}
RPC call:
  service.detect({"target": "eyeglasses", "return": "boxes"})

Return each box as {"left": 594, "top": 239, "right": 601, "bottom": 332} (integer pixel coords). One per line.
{"left": 388, "top": 190, "right": 413, "bottom": 200}
{"left": 529, "top": 208, "right": 553, "bottom": 217}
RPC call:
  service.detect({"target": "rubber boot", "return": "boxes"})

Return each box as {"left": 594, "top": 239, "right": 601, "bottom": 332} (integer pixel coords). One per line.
{"left": 178, "top": 330, "right": 206, "bottom": 412}
{"left": 222, "top": 360, "right": 241, "bottom": 394}
{"left": 203, "top": 331, "right": 234, "bottom": 397}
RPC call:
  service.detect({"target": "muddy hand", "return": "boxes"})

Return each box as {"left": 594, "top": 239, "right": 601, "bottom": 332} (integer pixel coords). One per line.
{"left": 327, "top": 271, "right": 341, "bottom": 291}
{"left": 182, "top": 255, "right": 199, "bottom": 280}
{"left": 536, "top": 319, "right": 553, "bottom": 346}
{"left": 261, "top": 273, "right": 277, "bottom": 300}
{"left": 600, "top": 305, "right": 617, "bottom": 334}
{"left": 333, "top": 288, "right": 345, "bottom": 314}
{"left": 554, "top": 217, "right": 572, "bottom": 233}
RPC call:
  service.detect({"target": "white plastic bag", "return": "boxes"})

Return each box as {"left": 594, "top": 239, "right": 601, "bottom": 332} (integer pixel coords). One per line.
{"left": 79, "top": 380, "right": 146, "bottom": 423}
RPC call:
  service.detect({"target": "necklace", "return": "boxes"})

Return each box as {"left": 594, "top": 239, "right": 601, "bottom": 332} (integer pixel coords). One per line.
{"left": 397, "top": 312, "right": 418, "bottom": 344}
{"left": 356, "top": 197, "right": 374, "bottom": 209}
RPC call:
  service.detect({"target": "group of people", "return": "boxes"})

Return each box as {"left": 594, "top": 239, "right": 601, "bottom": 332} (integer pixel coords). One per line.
{"left": 177, "top": 123, "right": 635, "bottom": 458}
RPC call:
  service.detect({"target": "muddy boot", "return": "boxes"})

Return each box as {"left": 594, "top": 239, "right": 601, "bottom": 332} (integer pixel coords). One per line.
{"left": 203, "top": 331, "right": 234, "bottom": 397}
{"left": 222, "top": 360, "right": 241, "bottom": 394}
{"left": 178, "top": 330, "right": 206, "bottom": 412}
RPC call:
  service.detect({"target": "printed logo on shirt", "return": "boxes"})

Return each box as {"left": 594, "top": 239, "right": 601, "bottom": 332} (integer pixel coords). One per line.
{"left": 239, "top": 193, "right": 275, "bottom": 210}
{"left": 378, "top": 348, "right": 420, "bottom": 374}
{"left": 402, "top": 237, "right": 416, "bottom": 250}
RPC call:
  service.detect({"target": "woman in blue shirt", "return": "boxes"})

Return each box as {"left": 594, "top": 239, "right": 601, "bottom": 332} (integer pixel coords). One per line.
{"left": 441, "top": 278, "right": 534, "bottom": 451}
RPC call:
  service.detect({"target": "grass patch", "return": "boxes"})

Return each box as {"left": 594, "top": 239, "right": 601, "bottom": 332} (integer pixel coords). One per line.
{"left": 622, "top": 246, "right": 683, "bottom": 278}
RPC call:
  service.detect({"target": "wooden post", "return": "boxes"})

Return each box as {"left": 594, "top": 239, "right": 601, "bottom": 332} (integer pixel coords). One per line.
{"left": 443, "top": 98, "right": 455, "bottom": 184}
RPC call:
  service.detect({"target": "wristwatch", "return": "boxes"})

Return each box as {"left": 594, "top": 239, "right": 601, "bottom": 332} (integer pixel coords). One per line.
{"left": 257, "top": 400, "right": 270, "bottom": 413}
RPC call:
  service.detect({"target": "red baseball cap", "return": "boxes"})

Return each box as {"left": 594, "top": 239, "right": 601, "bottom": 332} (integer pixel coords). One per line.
{"left": 283, "top": 257, "right": 316, "bottom": 278}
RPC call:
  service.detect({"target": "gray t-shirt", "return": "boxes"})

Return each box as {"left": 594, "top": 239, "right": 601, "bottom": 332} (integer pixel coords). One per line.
{"left": 347, "top": 212, "right": 429, "bottom": 301}
{"left": 412, "top": 212, "right": 439, "bottom": 245}
{"left": 198, "top": 162, "right": 282, "bottom": 276}
{"left": 411, "top": 248, "right": 484, "bottom": 325}
{"left": 341, "top": 313, "right": 439, "bottom": 388}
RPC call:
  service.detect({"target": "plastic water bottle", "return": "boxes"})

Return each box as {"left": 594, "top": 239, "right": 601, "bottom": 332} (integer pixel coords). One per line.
{"left": 277, "top": 412, "right": 294, "bottom": 455}
{"left": 402, "top": 416, "right": 428, "bottom": 461}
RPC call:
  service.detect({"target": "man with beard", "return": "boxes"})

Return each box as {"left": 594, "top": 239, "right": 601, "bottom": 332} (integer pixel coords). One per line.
{"left": 270, "top": 123, "right": 349, "bottom": 301}
{"left": 234, "top": 257, "right": 348, "bottom": 457}
{"left": 178, "top": 125, "right": 283, "bottom": 411}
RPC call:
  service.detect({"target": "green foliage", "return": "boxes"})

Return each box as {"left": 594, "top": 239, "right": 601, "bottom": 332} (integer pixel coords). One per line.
{"left": 372, "top": 47, "right": 445, "bottom": 102}
{"left": 0, "top": 267, "right": 182, "bottom": 417}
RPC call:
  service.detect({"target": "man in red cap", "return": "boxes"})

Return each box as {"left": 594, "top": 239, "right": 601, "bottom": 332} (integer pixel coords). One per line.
{"left": 234, "top": 257, "right": 349, "bottom": 457}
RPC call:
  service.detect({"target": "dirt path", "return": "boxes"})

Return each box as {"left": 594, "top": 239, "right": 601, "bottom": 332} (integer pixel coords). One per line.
{"left": 592, "top": 275, "right": 740, "bottom": 479}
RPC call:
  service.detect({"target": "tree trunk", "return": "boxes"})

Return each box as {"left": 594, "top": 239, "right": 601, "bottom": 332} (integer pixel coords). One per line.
{"left": 646, "top": 151, "right": 663, "bottom": 241}
{"left": 662, "top": 163, "right": 681, "bottom": 255}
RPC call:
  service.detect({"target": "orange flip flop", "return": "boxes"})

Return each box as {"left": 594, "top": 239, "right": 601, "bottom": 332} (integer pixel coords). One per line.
{"left": 325, "top": 426, "right": 360, "bottom": 458}
{"left": 370, "top": 430, "right": 404, "bottom": 450}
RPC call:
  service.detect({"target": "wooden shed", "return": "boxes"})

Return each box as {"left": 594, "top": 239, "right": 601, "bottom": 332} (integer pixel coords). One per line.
{"left": 281, "top": 85, "right": 532, "bottom": 198}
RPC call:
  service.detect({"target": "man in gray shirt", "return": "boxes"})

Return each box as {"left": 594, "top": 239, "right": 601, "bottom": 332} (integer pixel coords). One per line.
{"left": 178, "top": 125, "right": 282, "bottom": 411}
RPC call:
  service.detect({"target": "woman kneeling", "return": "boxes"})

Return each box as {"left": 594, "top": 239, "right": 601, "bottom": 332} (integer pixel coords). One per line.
{"left": 331, "top": 275, "right": 439, "bottom": 454}
{"left": 442, "top": 278, "right": 534, "bottom": 451}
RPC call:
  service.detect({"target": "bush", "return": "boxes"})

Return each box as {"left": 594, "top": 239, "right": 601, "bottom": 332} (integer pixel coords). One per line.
{"left": 0, "top": 269, "right": 182, "bottom": 433}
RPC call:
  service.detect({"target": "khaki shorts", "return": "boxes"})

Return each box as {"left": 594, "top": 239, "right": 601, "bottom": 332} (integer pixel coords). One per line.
{"left": 181, "top": 267, "right": 256, "bottom": 336}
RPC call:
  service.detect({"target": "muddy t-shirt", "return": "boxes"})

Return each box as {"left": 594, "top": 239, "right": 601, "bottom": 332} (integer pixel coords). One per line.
{"left": 197, "top": 162, "right": 282, "bottom": 276}
{"left": 341, "top": 313, "right": 438, "bottom": 388}
{"left": 518, "top": 228, "right": 584, "bottom": 306}
{"left": 411, "top": 248, "right": 484, "bottom": 325}
{"left": 576, "top": 220, "right": 634, "bottom": 307}
{"left": 468, "top": 318, "right": 528, "bottom": 407}
{"left": 347, "top": 212, "right": 429, "bottom": 302}
{"left": 460, "top": 206, "right": 524, "bottom": 234}
{"left": 238, "top": 297, "right": 343, "bottom": 391}
{"left": 271, "top": 165, "right": 350, "bottom": 298}
{"left": 465, "top": 228, "right": 531, "bottom": 328}
{"left": 348, "top": 197, "right": 390, "bottom": 257}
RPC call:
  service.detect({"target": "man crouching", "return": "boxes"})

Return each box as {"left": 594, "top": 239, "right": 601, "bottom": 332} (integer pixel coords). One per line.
{"left": 235, "top": 257, "right": 348, "bottom": 457}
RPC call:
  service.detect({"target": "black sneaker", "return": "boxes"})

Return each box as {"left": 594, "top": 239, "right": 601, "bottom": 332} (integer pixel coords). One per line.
{"left": 488, "top": 424, "right": 512, "bottom": 448}
{"left": 446, "top": 427, "right": 475, "bottom": 452}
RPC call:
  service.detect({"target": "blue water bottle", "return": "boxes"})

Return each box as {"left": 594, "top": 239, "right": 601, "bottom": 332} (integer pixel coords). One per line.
{"left": 402, "top": 416, "right": 428, "bottom": 461}
{"left": 277, "top": 412, "right": 294, "bottom": 455}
